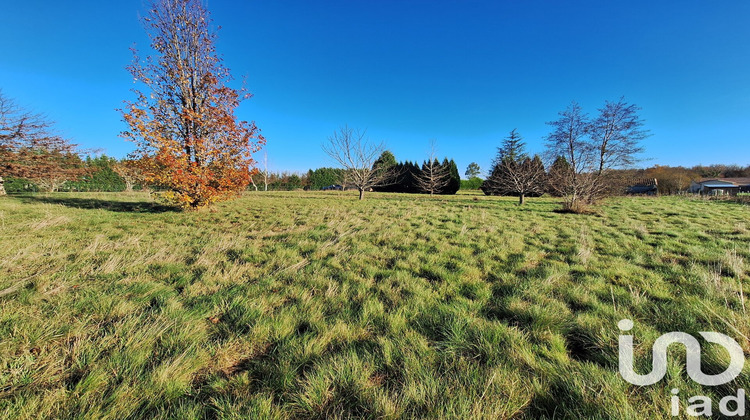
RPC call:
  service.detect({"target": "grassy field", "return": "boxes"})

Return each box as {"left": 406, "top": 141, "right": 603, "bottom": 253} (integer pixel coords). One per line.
{"left": 1, "top": 191, "right": 749, "bottom": 419}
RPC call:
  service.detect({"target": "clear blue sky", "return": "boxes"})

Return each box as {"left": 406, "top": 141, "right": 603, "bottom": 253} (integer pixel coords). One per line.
{"left": 1, "top": 0, "right": 748, "bottom": 176}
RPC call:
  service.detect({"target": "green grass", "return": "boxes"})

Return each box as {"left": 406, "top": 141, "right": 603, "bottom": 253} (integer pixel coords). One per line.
{"left": 0, "top": 191, "right": 749, "bottom": 419}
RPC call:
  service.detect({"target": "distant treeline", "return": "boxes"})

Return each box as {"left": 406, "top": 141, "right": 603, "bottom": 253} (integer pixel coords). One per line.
{"left": 304, "top": 159, "right": 461, "bottom": 194}
{"left": 617, "top": 164, "right": 750, "bottom": 195}
{"left": 374, "top": 160, "right": 460, "bottom": 194}
{"left": 477, "top": 159, "right": 750, "bottom": 198}
{"left": 5, "top": 152, "right": 749, "bottom": 196}
{"left": 287, "top": 161, "right": 750, "bottom": 196}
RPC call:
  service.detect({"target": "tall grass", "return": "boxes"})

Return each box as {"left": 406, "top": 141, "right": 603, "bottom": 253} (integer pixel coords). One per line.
{"left": 0, "top": 191, "right": 748, "bottom": 418}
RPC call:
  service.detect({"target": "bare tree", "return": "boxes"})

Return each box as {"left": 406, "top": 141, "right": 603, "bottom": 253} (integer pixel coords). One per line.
{"left": 0, "top": 91, "right": 49, "bottom": 142}
{"left": 590, "top": 97, "right": 649, "bottom": 175}
{"left": 262, "top": 151, "right": 268, "bottom": 191}
{"left": 483, "top": 130, "right": 545, "bottom": 205}
{"left": 544, "top": 102, "right": 601, "bottom": 211}
{"left": 322, "top": 125, "right": 394, "bottom": 200}
{"left": 415, "top": 140, "right": 451, "bottom": 196}
{"left": 545, "top": 99, "right": 648, "bottom": 212}
{"left": 248, "top": 150, "right": 268, "bottom": 191}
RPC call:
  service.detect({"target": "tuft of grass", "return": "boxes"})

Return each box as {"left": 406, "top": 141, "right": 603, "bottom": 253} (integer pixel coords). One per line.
{"left": 0, "top": 191, "right": 749, "bottom": 418}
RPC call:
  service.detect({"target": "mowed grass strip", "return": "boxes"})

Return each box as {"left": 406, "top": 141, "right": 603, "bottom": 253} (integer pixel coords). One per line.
{"left": 0, "top": 191, "right": 748, "bottom": 419}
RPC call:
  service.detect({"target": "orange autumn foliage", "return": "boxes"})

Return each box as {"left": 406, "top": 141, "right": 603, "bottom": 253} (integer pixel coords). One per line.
{"left": 1, "top": 91, "right": 88, "bottom": 193}
{"left": 121, "top": 0, "right": 264, "bottom": 209}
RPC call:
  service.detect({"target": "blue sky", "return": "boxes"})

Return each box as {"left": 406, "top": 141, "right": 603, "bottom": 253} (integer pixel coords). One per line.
{"left": 1, "top": 0, "right": 748, "bottom": 176}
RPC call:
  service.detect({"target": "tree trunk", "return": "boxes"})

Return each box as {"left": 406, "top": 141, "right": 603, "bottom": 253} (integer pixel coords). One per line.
{"left": 0, "top": 176, "right": 5, "bottom": 196}
{"left": 519, "top": 193, "right": 525, "bottom": 205}
{"left": 359, "top": 188, "right": 364, "bottom": 200}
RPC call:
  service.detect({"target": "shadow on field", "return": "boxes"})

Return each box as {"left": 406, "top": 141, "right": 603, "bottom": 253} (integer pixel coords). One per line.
{"left": 19, "top": 196, "right": 178, "bottom": 213}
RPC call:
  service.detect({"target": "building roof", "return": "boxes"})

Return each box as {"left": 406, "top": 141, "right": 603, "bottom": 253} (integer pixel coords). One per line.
{"left": 696, "top": 178, "right": 750, "bottom": 187}
{"left": 626, "top": 178, "right": 658, "bottom": 194}
{"left": 629, "top": 178, "right": 657, "bottom": 187}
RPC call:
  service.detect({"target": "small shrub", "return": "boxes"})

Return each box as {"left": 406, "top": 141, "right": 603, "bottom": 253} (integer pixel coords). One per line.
{"left": 460, "top": 177, "right": 483, "bottom": 190}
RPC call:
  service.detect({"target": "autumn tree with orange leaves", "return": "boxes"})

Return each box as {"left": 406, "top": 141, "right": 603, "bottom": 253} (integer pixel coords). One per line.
{"left": 0, "top": 91, "right": 87, "bottom": 194}
{"left": 121, "top": 0, "right": 264, "bottom": 209}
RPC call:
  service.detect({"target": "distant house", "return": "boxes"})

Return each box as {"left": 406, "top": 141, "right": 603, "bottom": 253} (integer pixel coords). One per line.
{"left": 626, "top": 178, "right": 658, "bottom": 195}
{"left": 688, "top": 178, "right": 750, "bottom": 195}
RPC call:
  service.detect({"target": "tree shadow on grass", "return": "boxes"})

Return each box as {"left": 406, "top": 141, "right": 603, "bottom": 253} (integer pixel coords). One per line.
{"left": 18, "top": 195, "right": 179, "bottom": 213}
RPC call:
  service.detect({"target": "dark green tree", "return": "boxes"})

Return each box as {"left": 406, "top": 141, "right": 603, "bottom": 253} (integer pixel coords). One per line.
{"left": 445, "top": 159, "right": 461, "bottom": 194}
{"left": 65, "top": 155, "right": 126, "bottom": 192}
{"left": 373, "top": 150, "right": 397, "bottom": 170}
{"left": 287, "top": 174, "right": 302, "bottom": 190}
{"left": 372, "top": 150, "right": 399, "bottom": 187}
{"left": 308, "top": 167, "right": 345, "bottom": 190}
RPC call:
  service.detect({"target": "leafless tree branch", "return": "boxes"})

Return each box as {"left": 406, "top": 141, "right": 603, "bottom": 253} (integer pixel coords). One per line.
{"left": 322, "top": 125, "right": 395, "bottom": 200}
{"left": 415, "top": 140, "right": 451, "bottom": 196}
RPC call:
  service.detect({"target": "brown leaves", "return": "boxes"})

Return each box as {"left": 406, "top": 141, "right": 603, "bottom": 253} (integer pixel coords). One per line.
{"left": 0, "top": 92, "right": 86, "bottom": 190}
{"left": 120, "top": 1, "right": 264, "bottom": 209}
